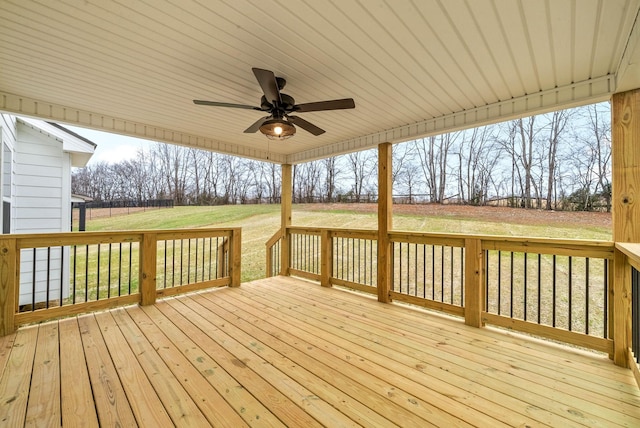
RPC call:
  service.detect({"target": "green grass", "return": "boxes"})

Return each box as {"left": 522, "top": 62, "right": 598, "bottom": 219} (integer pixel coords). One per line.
{"left": 86, "top": 205, "right": 281, "bottom": 231}
{"left": 85, "top": 204, "right": 611, "bottom": 284}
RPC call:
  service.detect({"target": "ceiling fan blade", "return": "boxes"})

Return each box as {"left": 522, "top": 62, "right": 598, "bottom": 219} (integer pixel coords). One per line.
{"left": 294, "top": 98, "right": 355, "bottom": 113}
{"left": 288, "top": 115, "right": 325, "bottom": 136}
{"left": 252, "top": 68, "right": 282, "bottom": 105}
{"left": 193, "top": 100, "right": 261, "bottom": 110}
{"left": 243, "top": 116, "right": 271, "bottom": 133}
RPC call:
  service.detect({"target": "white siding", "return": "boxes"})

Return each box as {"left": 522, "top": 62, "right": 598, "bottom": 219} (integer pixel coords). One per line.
{"left": 1, "top": 115, "right": 94, "bottom": 306}
{"left": 1, "top": 115, "right": 16, "bottom": 216}
{"left": 14, "top": 122, "right": 71, "bottom": 305}
{"left": 14, "top": 124, "right": 65, "bottom": 234}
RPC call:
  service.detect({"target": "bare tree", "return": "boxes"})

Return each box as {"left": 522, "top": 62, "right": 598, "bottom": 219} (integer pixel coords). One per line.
{"left": 578, "top": 103, "right": 612, "bottom": 211}
{"left": 542, "top": 110, "right": 571, "bottom": 209}
{"left": 415, "top": 132, "right": 458, "bottom": 203}
{"left": 457, "top": 126, "right": 499, "bottom": 205}
{"left": 346, "top": 150, "right": 375, "bottom": 202}
{"left": 322, "top": 157, "right": 339, "bottom": 202}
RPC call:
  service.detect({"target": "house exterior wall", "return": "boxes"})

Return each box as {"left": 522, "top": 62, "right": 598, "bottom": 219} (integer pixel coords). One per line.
{"left": 14, "top": 122, "right": 72, "bottom": 306}
{"left": 1, "top": 115, "right": 16, "bottom": 233}
{"left": 14, "top": 123, "right": 68, "bottom": 233}
{"left": 0, "top": 116, "right": 95, "bottom": 307}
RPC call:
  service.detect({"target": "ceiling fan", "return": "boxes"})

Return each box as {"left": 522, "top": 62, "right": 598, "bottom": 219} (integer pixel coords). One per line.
{"left": 193, "top": 68, "right": 355, "bottom": 139}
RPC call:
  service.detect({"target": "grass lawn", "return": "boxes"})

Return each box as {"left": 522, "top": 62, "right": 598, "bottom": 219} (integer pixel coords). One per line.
{"left": 85, "top": 204, "right": 612, "bottom": 283}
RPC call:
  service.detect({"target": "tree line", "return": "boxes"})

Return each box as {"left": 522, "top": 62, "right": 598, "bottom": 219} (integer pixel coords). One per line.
{"left": 72, "top": 102, "right": 611, "bottom": 211}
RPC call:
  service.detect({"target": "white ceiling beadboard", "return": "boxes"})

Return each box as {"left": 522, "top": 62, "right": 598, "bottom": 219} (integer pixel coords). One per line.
{"left": 1, "top": 0, "right": 639, "bottom": 164}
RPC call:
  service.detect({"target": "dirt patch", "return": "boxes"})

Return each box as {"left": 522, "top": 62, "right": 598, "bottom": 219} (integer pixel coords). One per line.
{"left": 298, "top": 203, "right": 612, "bottom": 230}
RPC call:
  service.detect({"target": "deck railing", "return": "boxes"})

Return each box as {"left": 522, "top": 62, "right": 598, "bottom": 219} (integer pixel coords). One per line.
{"left": 0, "top": 228, "right": 241, "bottom": 334}
{"left": 267, "top": 226, "right": 617, "bottom": 354}
{"left": 613, "top": 243, "right": 640, "bottom": 384}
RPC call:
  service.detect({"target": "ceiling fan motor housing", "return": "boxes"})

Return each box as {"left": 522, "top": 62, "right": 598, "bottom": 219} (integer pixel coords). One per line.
{"left": 261, "top": 93, "right": 295, "bottom": 112}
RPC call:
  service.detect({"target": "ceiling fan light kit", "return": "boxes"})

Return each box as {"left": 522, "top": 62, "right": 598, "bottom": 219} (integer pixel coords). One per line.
{"left": 260, "top": 118, "right": 296, "bottom": 139}
{"left": 194, "top": 67, "right": 355, "bottom": 140}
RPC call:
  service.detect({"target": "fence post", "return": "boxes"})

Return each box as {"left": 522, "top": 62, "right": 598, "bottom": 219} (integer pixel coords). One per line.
{"left": 139, "top": 233, "right": 157, "bottom": 306}
{"left": 0, "top": 238, "right": 17, "bottom": 336}
{"left": 464, "top": 238, "right": 485, "bottom": 328}
{"left": 230, "top": 228, "right": 242, "bottom": 287}
{"left": 613, "top": 248, "right": 631, "bottom": 367}
{"left": 320, "top": 229, "right": 332, "bottom": 287}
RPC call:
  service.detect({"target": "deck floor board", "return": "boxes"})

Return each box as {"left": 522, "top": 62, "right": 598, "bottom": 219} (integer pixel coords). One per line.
{"left": 1, "top": 276, "right": 639, "bottom": 427}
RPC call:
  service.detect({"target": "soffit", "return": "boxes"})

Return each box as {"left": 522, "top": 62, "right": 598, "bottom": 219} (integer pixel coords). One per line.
{"left": 1, "top": 0, "right": 639, "bottom": 164}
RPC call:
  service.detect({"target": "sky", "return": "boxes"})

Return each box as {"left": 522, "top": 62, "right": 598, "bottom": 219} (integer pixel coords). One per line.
{"left": 66, "top": 125, "right": 152, "bottom": 165}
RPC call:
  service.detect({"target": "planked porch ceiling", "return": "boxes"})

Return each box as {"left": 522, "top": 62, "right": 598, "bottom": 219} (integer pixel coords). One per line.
{"left": 1, "top": 276, "right": 639, "bottom": 427}
{"left": 1, "top": 0, "right": 640, "bottom": 164}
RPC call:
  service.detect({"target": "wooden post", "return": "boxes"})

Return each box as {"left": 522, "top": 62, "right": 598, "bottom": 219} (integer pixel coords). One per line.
{"left": 611, "top": 88, "right": 640, "bottom": 367}
{"left": 377, "top": 143, "right": 393, "bottom": 303}
{"left": 265, "top": 242, "right": 273, "bottom": 278}
{"left": 139, "top": 233, "right": 157, "bottom": 306}
{"left": 320, "top": 229, "right": 332, "bottom": 287}
{"left": 281, "top": 164, "right": 292, "bottom": 276}
{"left": 0, "top": 238, "right": 17, "bottom": 336}
{"left": 464, "top": 238, "right": 484, "bottom": 327}
{"left": 230, "top": 228, "right": 242, "bottom": 287}
{"left": 217, "top": 238, "right": 229, "bottom": 277}
{"left": 613, "top": 249, "right": 631, "bottom": 366}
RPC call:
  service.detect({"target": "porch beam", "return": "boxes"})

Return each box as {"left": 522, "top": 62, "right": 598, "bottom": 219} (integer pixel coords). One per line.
{"left": 280, "top": 164, "right": 292, "bottom": 276}
{"left": 612, "top": 88, "right": 640, "bottom": 367}
{"left": 377, "top": 143, "right": 392, "bottom": 303}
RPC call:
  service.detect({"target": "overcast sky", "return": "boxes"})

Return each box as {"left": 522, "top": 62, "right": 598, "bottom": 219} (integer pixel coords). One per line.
{"left": 65, "top": 125, "right": 151, "bottom": 165}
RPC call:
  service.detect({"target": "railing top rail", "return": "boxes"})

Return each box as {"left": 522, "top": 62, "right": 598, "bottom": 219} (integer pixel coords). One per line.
{"left": 287, "top": 226, "right": 323, "bottom": 235}
{"left": 390, "top": 229, "right": 613, "bottom": 247}
{"left": 281, "top": 226, "right": 613, "bottom": 253}
{"left": 616, "top": 243, "right": 640, "bottom": 270}
{"left": 286, "top": 226, "right": 378, "bottom": 239}
{"left": 266, "top": 228, "right": 283, "bottom": 247}
{"left": 3, "top": 227, "right": 239, "bottom": 249}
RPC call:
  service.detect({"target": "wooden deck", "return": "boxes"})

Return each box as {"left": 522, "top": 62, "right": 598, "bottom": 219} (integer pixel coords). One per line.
{"left": 1, "top": 276, "right": 639, "bottom": 427}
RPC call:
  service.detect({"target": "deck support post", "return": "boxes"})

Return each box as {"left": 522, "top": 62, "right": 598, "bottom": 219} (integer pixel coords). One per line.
{"left": 612, "top": 88, "right": 640, "bottom": 367}
{"left": 320, "top": 229, "right": 332, "bottom": 287}
{"left": 377, "top": 143, "right": 393, "bottom": 303}
{"left": 0, "top": 238, "right": 17, "bottom": 336}
{"left": 139, "top": 232, "right": 157, "bottom": 306}
{"left": 281, "top": 164, "right": 292, "bottom": 276}
{"left": 230, "top": 228, "right": 242, "bottom": 287}
{"left": 464, "top": 238, "right": 484, "bottom": 327}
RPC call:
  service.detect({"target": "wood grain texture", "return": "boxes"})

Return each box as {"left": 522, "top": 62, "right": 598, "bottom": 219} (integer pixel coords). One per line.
{"left": 230, "top": 228, "right": 242, "bottom": 287}
{"left": 464, "top": 238, "right": 484, "bottom": 327}
{"left": 0, "top": 238, "right": 16, "bottom": 336}
{"left": 77, "top": 314, "right": 137, "bottom": 426}
{"left": 0, "top": 326, "right": 38, "bottom": 427}
{"left": 25, "top": 322, "right": 60, "bottom": 427}
{"left": 613, "top": 88, "right": 640, "bottom": 242}
{"left": 377, "top": 142, "right": 393, "bottom": 303}
{"left": 281, "top": 164, "right": 292, "bottom": 276}
{"left": 2, "top": 277, "right": 639, "bottom": 426}
{"left": 139, "top": 233, "right": 157, "bottom": 306}
{"left": 59, "top": 318, "right": 99, "bottom": 428}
